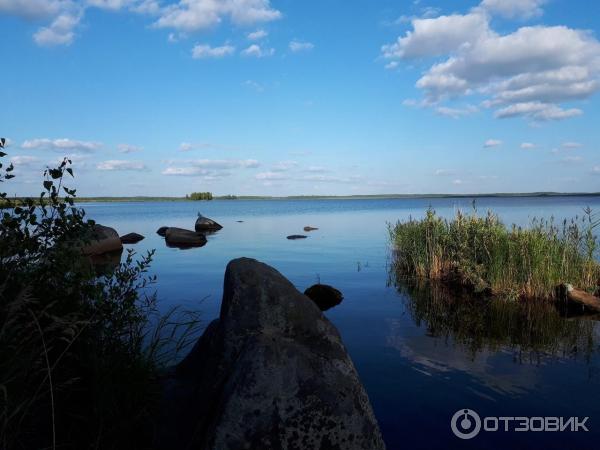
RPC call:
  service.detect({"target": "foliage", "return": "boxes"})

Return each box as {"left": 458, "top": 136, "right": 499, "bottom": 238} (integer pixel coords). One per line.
{"left": 188, "top": 192, "right": 213, "bottom": 201}
{"left": 389, "top": 206, "right": 600, "bottom": 301}
{"left": 0, "top": 138, "right": 200, "bottom": 450}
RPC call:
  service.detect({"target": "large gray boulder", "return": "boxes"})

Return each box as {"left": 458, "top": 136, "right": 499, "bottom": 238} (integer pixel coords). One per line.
{"left": 195, "top": 215, "right": 223, "bottom": 232}
{"left": 81, "top": 224, "right": 123, "bottom": 256}
{"left": 160, "top": 258, "right": 385, "bottom": 450}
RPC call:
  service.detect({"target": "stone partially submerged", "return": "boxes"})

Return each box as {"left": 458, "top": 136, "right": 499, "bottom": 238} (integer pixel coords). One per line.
{"left": 160, "top": 258, "right": 384, "bottom": 450}
{"left": 195, "top": 215, "right": 223, "bottom": 232}
{"left": 305, "top": 283, "right": 344, "bottom": 311}
{"left": 120, "top": 232, "right": 145, "bottom": 244}
{"left": 165, "top": 227, "right": 207, "bottom": 248}
{"left": 81, "top": 224, "right": 123, "bottom": 256}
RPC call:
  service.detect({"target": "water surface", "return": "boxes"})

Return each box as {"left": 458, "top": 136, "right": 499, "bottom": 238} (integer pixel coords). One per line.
{"left": 83, "top": 196, "right": 600, "bottom": 449}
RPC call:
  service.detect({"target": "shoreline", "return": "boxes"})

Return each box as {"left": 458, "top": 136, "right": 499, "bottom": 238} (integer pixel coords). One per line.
{"left": 71, "top": 192, "right": 600, "bottom": 203}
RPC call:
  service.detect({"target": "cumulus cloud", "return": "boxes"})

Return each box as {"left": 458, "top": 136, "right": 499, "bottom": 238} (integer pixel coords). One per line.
{"left": 435, "top": 105, "right": 477, "bottom": 118}
{"left": 382, "top": 5, "right": 600, "bottom": 121}
{"left": 192, "top": 43, "right": 235, "bottom": 58}
{"left": 154, "top": 0, "right": 281, "bottom": 32}
{"left": 247, "top": 29, "right": 267, "bottom": 40}
{"left": 97, "top": 160, "right": 147, "bottom": 171}
{"left": 241, "top": 44, "right": 274, "bottom": 57}
{"left": 520, "top": 142, "right": 536, "bottom": 149}
{"left": 22, "top": 138, "right": 102, "bottom": 152}
{"left": 484, "top": 139, "right": 502, "bottom": 148}
{"left": 117, "top": 143, "right": 143, "bottom": 153}
{"left": 5, "top": 0, "right": 278, "bottom": 46}
{"left": 289, "top": 40, "right": 314, "bottom": 52}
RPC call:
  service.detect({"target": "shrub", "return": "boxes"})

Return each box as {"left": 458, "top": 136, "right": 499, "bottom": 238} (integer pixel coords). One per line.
{"left": 0, "top": 138, "right": 199, "bottom": 449}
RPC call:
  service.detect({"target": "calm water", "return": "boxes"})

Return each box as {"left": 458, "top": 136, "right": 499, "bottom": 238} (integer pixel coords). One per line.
{"left": 83, "top": 196, "right": 600, "bottom": 450}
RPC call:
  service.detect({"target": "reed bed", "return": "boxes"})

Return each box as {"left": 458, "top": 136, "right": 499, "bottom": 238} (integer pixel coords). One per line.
{"left": 389, "top": 207, "right": 600, "bottom": 301}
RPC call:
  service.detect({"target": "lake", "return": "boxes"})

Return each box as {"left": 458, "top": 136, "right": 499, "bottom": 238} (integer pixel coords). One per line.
{"left": 83, "top": 196, "right": 600, "bottom": 449}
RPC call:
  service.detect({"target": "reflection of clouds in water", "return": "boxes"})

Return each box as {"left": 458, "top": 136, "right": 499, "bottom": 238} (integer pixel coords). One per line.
{"left": 385, "top": 318, "right": 541, "bottom": 398}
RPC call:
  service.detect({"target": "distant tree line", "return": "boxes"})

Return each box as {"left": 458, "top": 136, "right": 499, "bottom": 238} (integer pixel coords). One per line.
{"left": 188, "top": 192, "right": 213, "bottom": 201}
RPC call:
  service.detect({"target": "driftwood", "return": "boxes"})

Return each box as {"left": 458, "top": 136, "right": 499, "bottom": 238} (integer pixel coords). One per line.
{"left": 560, "top": 284, "right": 600, "bottom": 313}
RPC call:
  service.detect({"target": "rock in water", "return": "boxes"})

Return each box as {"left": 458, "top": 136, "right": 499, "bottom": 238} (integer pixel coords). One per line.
{"left": 287, "top": 234, "right": 308, "bottom": 240}
{"left": 156, "top": 226, "right": 169, "bottom": 237}
{"left": 120, "top": 232, "right": 145, "bottom": 244}
{"left": 303, "top": 226, "right": 319, "bottom": 232}
{"left": 165, "top": 227, "right": 207, "bottom": 248}
{"left": 304, "top": 284, "right": 344, "bottom": 311}
{"left": 81, "top": 224, "right": 123, "bottom": 256}
{"left": 160, "top": 258, "right": 385, "bottom": 450}
{"left": 195, "top": 215, "right": 223, "bottom": 232}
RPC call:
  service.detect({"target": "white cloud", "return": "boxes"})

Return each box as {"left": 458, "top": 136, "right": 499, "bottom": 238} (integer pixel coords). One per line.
{"left": 480, "top": 0, "right": 546, "bottom": 19}
{"left": 247, "top": 29, "right": 267, "bottom": 40}
{"left": 592, "top": 166, "right": 600, "bottom": 174}
{"left": 382, "top": 8, "right": 600, "bottom": 121}
{"left": 22, "top": 138, "right": 102, "bottom": 152}
{"left": 192, "top": 43, "right": 235, "bottom": 58}
{"left": 0, "top": 0, "right": 66, "bottom": 19}
{"left": 33, "top": 11, "right": 81, "bottom": 46}
{"left": 97, "top": 160, "right": 147, "bottom": 171}
{"left": 10, "top": 155, "right": 40, "bottom": 166}
{"left": 434, "top": 169, "right": 456, "bottom": 176}
{"left": 562, "top": 142, "right": 583, "bottom": 149}
{"left": 382, "top": 13, "right": 491, "bottom": 59}
{"left": 520, "top": 142, "right": 536, "bottom": 149}
{"left": 241, "top": 43, "right": 274, "bottom": 57}
{"left": 163, "top": 158, "right": 260, "bottom": 176}
{"left": 179, "top": 142, "right": 236, "bottom": 151}
{"left": 271, "top": 160, "right": 298, "bottom": 171}
{"left": 484, "top": 139, "right": 502, "bottom": 148}
{"left": 452, "top": 179, "right": 464, "bottom": 185}
{"left": 5, "top": 0, "right": 277, "bottom": 46}
{"left": 117, "top": 143, "right": 143, "bottom": 153}
{"left": 255, "top": 171, "right": 286, "bottom": 180}
{"left": 385, "top": 61, "right": 399, "bottom": 70}
{"left": 435, "top": 105, "right": 477, "bottom": 118}
{"left": 305, "top": 166, "right": 329, "bottom": 173}
{"left": 243, "top": 79, "right": 265, "bottom": 92}
{"left": 155, "top": 0, "right": 281, "bottom": 32}
{"left": 289, "top": 40, "right": 314, "bottom": 52}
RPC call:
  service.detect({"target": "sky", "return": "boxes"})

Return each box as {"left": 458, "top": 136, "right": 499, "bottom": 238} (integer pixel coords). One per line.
{"left": 1, "top": 0, "right": 600, "bottom": 197}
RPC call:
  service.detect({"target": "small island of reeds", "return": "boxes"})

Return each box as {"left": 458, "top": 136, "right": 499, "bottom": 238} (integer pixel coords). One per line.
{"left": 389, "top": 207, "right": 600, "bottom": 302}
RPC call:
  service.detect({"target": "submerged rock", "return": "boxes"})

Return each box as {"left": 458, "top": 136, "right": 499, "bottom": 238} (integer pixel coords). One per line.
{"left": 195, "top": 215, "right": 223, "bottom": 232}
{"left": 157, "top": 226, "right": 169, "bottom": 237}
{"left": 160, "top": 258, "right": 384, "bottom": 450}
{"left": 120, "top": 232, "right": 145, "bottom": 244}
{"left": 303, "top": 226, "right": 319, "bottom": 232}
{"left": 287, "top": 234, "right": 308, "bottom": 240}
{"left": 304, "top": 284, "right": 344, "bottom": 311}
{"left": 81, "top": 224, "right": 123, "bottom": 256}
{"left": 165, "top": 227, "right": 207, "bottom": 248}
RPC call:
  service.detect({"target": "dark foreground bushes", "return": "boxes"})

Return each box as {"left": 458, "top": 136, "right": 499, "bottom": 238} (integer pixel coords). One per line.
{"left": 0, "top": 138, "right": 199, "bottom": 449}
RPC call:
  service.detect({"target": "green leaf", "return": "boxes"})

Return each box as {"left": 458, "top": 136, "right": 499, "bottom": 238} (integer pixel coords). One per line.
{"left": 43, "top": 180, "right": 53, "bottom": 190}
{"left": 0, "top": 151, "right": 6, "bottom": 157}
{"left": 66, "top": 168, "right": 74, "bottom": 177}
{"left": 0, "top": 138, "right": 5, "bottom": 148}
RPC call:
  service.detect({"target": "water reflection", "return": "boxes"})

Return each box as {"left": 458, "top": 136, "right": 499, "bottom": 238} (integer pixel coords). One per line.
{"left": 388, "top": 267, "right": 599, "bottom": 365}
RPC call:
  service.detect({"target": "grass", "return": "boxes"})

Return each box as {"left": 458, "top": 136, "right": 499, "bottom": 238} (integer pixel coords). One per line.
{"left": 389, "top": 207, "right": 600, "bottom": 301}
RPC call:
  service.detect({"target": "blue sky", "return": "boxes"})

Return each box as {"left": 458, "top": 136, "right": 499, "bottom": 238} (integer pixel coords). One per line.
{"left": 1, "top": 0, "right": 600, "bottom": 196}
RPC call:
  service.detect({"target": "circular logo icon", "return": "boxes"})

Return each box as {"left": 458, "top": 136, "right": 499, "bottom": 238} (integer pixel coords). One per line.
{"left": 451, "top": 409, "right": 481, "bottom": 440}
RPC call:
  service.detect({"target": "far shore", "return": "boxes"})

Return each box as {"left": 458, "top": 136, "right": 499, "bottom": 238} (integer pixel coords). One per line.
{"left": 73, "top": 192, "right": 600, "bottom": 202}
{"left": 3, "top": 192, "right": 600, "bottom": 205}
